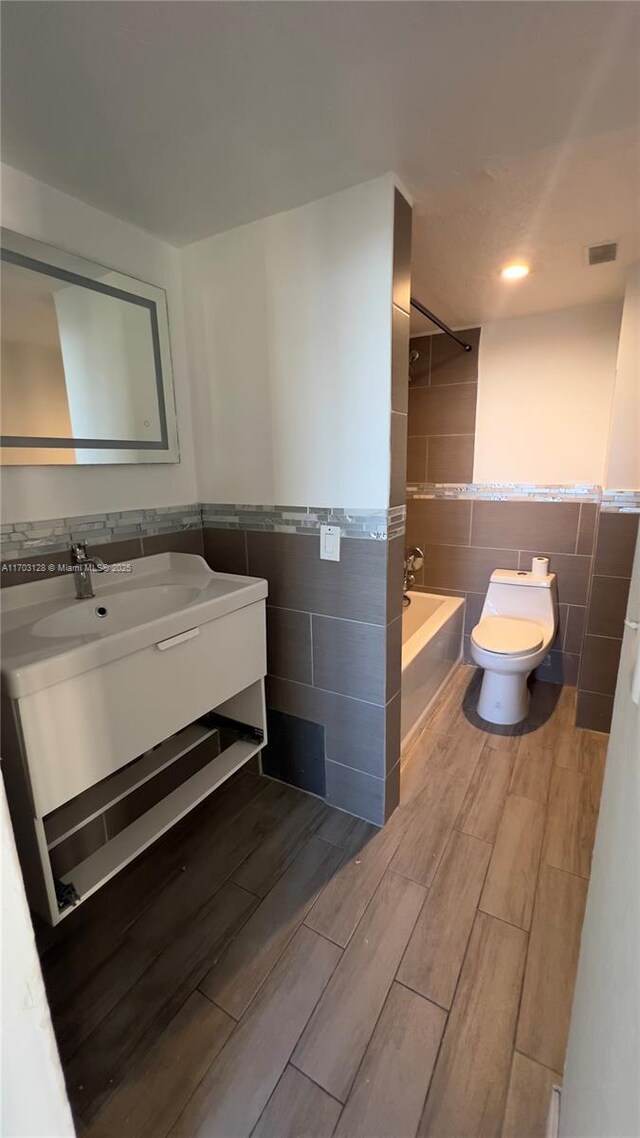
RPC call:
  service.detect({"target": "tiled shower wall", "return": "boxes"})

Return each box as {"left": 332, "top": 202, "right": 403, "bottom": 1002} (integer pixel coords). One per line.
{"left": 577, "top": 511, "right": 639, "bottom": 731}
{"left": 406, "top": 497, "right": 598, "bottom": 686}
{"left": 407, "top": 327, "right": 481, "bottom": 483}
{"left": 406, "top": 327, "right": 639, "bottom": 733}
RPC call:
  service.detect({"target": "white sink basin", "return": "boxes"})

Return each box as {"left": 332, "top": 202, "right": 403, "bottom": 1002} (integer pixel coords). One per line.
{"left": 0, "top": 552, "right": 268, "bottom": 698}
{"left": 32, "top": 584, "right": 201, "bottom": 638}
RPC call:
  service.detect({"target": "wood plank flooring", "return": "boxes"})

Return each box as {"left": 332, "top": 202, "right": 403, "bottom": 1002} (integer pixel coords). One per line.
{"left": 37, "top": 666, "right": 607, "bottom": 1138}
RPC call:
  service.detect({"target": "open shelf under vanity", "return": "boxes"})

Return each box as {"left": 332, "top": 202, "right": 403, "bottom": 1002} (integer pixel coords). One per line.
{"left": 44, "top": 714, "right": 264, "bottom": 917}
{"left": 2, "top": 674, "right": 267, "bottom": 926}
{"left": 1, "top": 554, "right": 268, "bottom": 927}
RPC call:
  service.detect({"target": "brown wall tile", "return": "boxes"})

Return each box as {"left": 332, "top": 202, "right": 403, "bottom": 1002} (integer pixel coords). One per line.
{"left": 141, "top": 528, "right": 204, "bottom": 557}
{"left": 579, "top": 634, "right": 622, "bottom": 697}
{"left": 408, "top": 337, "right": 431, "bottom": 387}
{"left": 402, "top": 496, "right": 631, "bottom": 715}
{"left": 575, "top": 691, "right": 614, "bottom": 733}
{"left": 429, "top": 328, "right": 480, "bottom": 385}
{"left": 385, "top": 695, "right": 402, "bottom": 778}
{"left": 311, "top": 615, "right": 388, "bottom": 705}
{"left": 386, "top": 536, "right": 405, "bottom": 624}
{"left": 576, "top": 504, "right": 598, "bottom": 555}
{"left": 553, "top": 603, "right": 569, "bottom": 649}
{"left": 472, "top": 502, "right": 580, "bottom": 555}
{"left": 413, "top": 584, "right": 466, "bottom": 600}
{"left": 1, "top": 536, "right": 145, "bottom": 588}
{"left": 392, "top": 305, "right": 410, "bottom": 414}
{"left": 422, "top": 544, "right": 519, "bottom": 594}
{"left": 325, "top": 761, "right": 385, "bottom": 826}
{"left": 534, "top": 651, "right": 580, "bottom": 686}
{"left": 463, "top": 591, "right": 485, "bottom": 635}
{"left": 576, "top": 511, "right": 638, "bottom": 732}
{"left": 406, "top": 498, "right": 471, "bottom": 548}
{"left": 203, "top": 528, "right": 248, "bottom": 575}
{"left": 390, "top": 412, "right": 408, "bottom": 508}
{"left": 392, "top": 188, "right": 412, "bottom": 315}
{"left": 408, "top": 383, "right": 477, "bottom": 436}
{"left": 266, "top": 607, "right": 312, "bottom": 686}
{"left": 427, "top": 435, "right": 474, "bottom": 483}
{"left": 519, "top": 550, "right": 591, "bottom": 606}
{"left": 247, "top": 531, "right": 387, "bottom": 625}
{"left": 266, "top": 675, "right": 395, "bottom": 780}
{"left": 94, "top": 537, "right": 144, "bottom": 566}
{"left": 249, "top": 526, "right": 399, "bottom": 819}
{"left": 406, "top": 436, "right": 428, "bottom": 483}
{"left": 587, "top": 575, "right": 631, "bottom": 638}
{"left": 564, "top": 606, "right": 586, "bottom": 655}
{"left": 1, "top": 549, "right": 72, "bottom": 588}
{"left": 384, "top": 761, "right": 401, "bottom": 821}
{"left": 386, "top": 615, "right": 403, "bottom": 704}
{"left": 594, "top": 513, "right": 639, "bottom": 577}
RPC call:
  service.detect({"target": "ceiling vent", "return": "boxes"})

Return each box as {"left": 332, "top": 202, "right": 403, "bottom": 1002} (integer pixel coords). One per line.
{"left": 588, "top": 242, "right": 617, "bottom": 266}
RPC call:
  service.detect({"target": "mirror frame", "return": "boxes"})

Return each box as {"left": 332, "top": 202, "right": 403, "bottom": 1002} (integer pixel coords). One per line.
{"left": 0, "top": 227, "right": 180, "bottom": 465}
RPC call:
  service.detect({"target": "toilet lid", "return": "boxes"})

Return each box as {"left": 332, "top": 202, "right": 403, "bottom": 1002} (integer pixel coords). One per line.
{"left": 472, "top": 616, "right": 544, "bottom": 655}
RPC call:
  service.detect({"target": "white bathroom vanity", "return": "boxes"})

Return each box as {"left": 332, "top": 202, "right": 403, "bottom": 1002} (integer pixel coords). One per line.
{"left": 0, "top": 552, "right": 268, "bottom": 925}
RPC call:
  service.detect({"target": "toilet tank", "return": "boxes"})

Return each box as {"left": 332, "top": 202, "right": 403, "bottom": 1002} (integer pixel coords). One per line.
{"left": 481, "top": 569, "right": 557, "bottom": 627}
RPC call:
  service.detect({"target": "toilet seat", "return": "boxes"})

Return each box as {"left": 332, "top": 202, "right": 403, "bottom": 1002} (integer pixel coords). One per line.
{"left": 472, "top": 616, "right": 544, "bottom": 656}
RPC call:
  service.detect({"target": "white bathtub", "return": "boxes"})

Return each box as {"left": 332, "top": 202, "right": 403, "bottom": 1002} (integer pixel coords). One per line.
{"left": 401, "top": 590, "right": 465, "bottom": 750}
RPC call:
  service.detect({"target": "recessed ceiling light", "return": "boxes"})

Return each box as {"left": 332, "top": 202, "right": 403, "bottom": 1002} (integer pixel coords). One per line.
{"left": 501, "top": 263, "right": 530, "bottom": 281}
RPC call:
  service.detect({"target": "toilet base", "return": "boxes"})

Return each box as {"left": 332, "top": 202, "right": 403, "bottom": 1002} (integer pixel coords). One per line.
{"left": 477, "top": 668, "right": 531, "bottom": 725}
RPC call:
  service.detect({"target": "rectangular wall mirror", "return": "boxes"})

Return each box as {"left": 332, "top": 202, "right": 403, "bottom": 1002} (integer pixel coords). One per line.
{"left": 0, "top": 229, "right": 179, "bottom": 465}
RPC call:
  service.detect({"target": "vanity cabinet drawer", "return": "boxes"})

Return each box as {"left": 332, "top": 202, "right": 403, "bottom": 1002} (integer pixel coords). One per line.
{"left": 17, "top": 600, "right": 266, "bottom": 817}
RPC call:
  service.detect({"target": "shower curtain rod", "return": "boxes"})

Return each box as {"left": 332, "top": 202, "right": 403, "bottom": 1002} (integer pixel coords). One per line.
{"left": 410, "top": 297, "right": 473, "bottom": 352}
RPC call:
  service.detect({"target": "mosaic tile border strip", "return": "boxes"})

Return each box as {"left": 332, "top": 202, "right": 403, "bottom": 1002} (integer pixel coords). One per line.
{"left": 201, "top": 504, "right": 406, "bottom": 540}
{"left": 406, "top": 482, "right": 603, "bottom": 503}
{"left": 0, "top": 503, "right": 407, "bottom": 558}
{"left": 4, "top": 484, "right": 638, "bottom": 560}
{"left": 0, "top": 504, "right": 202, "bottom": 559}
{"left": 601, "top": 490, "right": 640, "bottom": 513}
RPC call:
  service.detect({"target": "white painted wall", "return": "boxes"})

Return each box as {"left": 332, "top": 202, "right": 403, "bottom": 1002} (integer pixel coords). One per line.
{"left": 1, "top": 169, "right": 396, "bottom": 519}
{"left": 559, "top": 528, "right": 640, "bottom": 1138}
{"left": 181, "top": 176, "right": 395, "bottom": 508}
{"left": 473, "top": 302, "right": 622, "bottom": 485}
{"left": 605, "top": 262, "right": 640, "bottom": 490}
{"left": 0, "top": 164, "right": 197, "bottom": 523}
{"left": 1, "top": 782, "right": 75, "bottom": 1137}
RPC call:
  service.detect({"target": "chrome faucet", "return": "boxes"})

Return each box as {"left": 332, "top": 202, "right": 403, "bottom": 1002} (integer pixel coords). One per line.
{"left": 69, "top": 542, "right": 109, "bottom": 599}
{"left": 404, "top": 546, "right": 424, "bottom": 593}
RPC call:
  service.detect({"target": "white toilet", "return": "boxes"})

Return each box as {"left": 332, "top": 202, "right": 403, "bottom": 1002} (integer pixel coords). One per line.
{"left": 470, "top": 568, "right": 558, "bottom": 725}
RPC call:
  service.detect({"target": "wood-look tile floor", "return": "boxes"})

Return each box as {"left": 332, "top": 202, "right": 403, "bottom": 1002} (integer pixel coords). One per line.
{"left": 37, "top": 665, "right": 608, "bottom": 1138}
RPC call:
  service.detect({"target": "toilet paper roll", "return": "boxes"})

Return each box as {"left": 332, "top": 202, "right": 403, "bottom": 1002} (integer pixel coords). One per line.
{"left": 532, "top": 556, "right": 549, "bottom": 577}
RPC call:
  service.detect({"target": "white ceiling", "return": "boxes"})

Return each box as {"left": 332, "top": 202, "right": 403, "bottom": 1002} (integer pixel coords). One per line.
{"left": 410, "top": 126, "right": 640, "bottom": 331}
{"left": 2, "top": 1, "right": 639, "bottom": 323}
